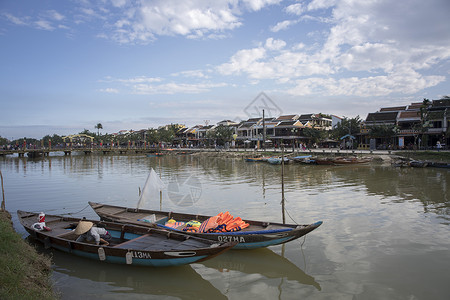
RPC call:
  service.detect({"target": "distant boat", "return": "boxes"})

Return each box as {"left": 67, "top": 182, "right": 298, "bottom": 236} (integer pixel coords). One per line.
{"left": 332, "top": 157, "right": 372, "bottom": 165}
{"left": 315, "top": 157, "right": 335, "bottom": 165}
{"left": 18, "top": 210, "right": 235, "bottom": 267}
{"left": 267, "top": 157, "right": 290, "bottom": 165}
{"left": 409, "top": 160, "right": 428, "bottom": 168}
{"left": 292, "top": 155, "right": 314, "bottom": 164}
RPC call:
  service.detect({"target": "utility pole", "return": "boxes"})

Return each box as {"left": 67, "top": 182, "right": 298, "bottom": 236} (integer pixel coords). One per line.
{"left": 263, "top": 109, "right": 266, "bottom": 151}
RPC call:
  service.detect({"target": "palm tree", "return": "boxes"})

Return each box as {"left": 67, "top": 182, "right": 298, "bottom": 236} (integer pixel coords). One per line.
{"left": 95, "top": 123, "right": 103, "bottom": 136}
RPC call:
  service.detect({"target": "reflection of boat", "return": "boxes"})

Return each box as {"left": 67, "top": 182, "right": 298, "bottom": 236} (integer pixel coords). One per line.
{"left": 89, "top": 202, "right": 322, "bottom": 250}
{"left": 147, "top": 153, "right": 164, "bottom": 157}
{"left": 29, "top": 239, "right": 227, "bottom": 299}
{"left": 245, "top": 157, "right": 268, "bottom": 162}
{"left": 18, "top": 211, "right": 235, "bottom": 267}
{"left": 427, "top": 162, "right": 450, "bottom": 168}
{"left": 200, "top": 247, "right": 321, "bottom": 291}
{"left": 333, "top": 157, "right": 372, "bottom": 165}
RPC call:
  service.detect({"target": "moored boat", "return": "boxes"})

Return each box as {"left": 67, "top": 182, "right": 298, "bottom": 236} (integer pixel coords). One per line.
{"left": 315, "top": 157, "right": 335, "bottom": 165}
{"left": 409, "top": 160, "right": 428, "bottom": 168}
{"left": 267, "top": 157, "right": 290, "bottom": 165}
{"left": 18, "top": 210, "right": 236, "bottom": 267}
{"left": 332, "top": 157, "right": 372, "bottom": 165}
{"left": 88, "top": 202, "right": 322, "bottom": 250}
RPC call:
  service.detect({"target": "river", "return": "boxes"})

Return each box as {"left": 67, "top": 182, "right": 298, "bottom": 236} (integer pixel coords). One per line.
{"left": 1, "top": 153, "right": 449, "bottom": 299}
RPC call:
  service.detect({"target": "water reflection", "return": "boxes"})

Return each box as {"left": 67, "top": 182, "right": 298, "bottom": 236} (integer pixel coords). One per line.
{"left": 2, "top": 153, "right": 449, "bottom": 299}
{"left": 200, "top": 247, "right": 321, "bottom": 291}
{"left": 30, "top": 238, "right": 226, "bottom": 300}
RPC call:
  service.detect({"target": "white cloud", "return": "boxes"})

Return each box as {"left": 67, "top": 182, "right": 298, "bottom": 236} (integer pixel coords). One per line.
{"left": 270, "top": 19, "right": 298, "bottom": 32}
{"left": 265, "top": 38, "right": 285, "bottom": 51}
{"left": 35, "top": 20, "right": 54, "bottom": 31}
{"left": 285, "top": 3, "right": 304, "bottom": 15}
{"left": 104, "top": 0, "right": 283, "bottom": 44}
{"left": 217, "top": 0, "right": 450, "bottom": 97}
{"left": 242, "top": 0, "right": 282, "bottom": 11}
{"left": 47, "top": 10, "right": 65, "bottom": 21}
{"left": 99, "top": 88, "right": 119, "bottom": 93}
{"left": 3, "top": 13, "right": 28, "bottom": 25}
{"left": 172, "top": 70, "right": 209, "bottom": 79}
{"left": 132, "top": 82, "right": 227, "bottom": 95}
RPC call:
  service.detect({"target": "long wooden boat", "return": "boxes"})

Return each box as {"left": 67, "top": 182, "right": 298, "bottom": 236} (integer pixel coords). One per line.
{"left": 315, "top": 157, "right": 335, "bottom": 165}
{"left": 332, "top": 157, "right": 372, "bottom": 165}
{"left": 17, "top": 210, "right": 236, "bottom": 267}
{"left": 267, "top": 157, "right": 290, "bottom": 165}
{"left": 88, "top": 202, "right": 323, "bottom": 250}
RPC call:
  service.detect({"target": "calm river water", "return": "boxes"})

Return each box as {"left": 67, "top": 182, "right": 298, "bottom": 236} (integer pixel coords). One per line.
{"left": 1, "top": 153, "right": 449, "bottom": 299}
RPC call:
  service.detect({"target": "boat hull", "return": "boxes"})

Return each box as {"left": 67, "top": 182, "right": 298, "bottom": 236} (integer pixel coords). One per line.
{"left": 18, "top": 211, "right": 235, "bottom": 267}
{"left": 88, "top": 202, "right": 322, "bottom": 250}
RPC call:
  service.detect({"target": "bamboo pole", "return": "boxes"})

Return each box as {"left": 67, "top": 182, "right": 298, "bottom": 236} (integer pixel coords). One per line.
{"left": 1, "top": 170, "right": 5, "bottom": 212}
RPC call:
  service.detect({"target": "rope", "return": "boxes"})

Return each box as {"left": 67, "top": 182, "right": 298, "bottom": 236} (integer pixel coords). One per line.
{"left": 280, "top": 197, "right": 299, "bottom": 225}
{"left": 61, "top": 204, "right": 91, "bottom": 216}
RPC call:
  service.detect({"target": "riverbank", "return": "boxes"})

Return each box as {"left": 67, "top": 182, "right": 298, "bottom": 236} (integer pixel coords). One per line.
{"left": 0, "top": 210, "right": 56, "bottom": 300}
{"left": 189, "top": 148, "right": 450, "bottom": 163}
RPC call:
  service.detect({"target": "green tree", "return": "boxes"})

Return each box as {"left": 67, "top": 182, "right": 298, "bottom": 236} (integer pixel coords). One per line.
{"left": 331, "top": 116, "right": 362, "bottom": 140}
{"left": 303, "top": 127, "right": 325, "bottom": 145}
{"left": 412, "top": 98, "right": 432, "bottom": 148}
{"left": 0, "top": 136, "right": 8, "bottom": 146}
{"left": 369, "top": 124, "right": 398, "bottom": 147}
{"left": 95, "top": 123, "right": 103, "bottom": 136}
{"left": 208, "top": 125, "right": 234, "bottom": 146}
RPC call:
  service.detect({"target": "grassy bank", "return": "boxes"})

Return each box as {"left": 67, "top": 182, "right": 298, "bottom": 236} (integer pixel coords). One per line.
{"left": 393, "top": 151, "right": 450, "bottom": 163}
{"left": 0, "top": 211, "right": 56, "bottom": 300}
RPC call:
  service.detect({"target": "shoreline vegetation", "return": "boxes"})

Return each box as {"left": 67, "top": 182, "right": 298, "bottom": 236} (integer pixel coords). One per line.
{"left": 0, "top": 149, "right": 448, "bottom": 298}
{"left": 0, "top": 211, "right": 56, "bottom": 300}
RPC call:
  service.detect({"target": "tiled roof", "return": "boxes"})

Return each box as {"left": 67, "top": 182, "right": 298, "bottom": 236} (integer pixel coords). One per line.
{"left": 379, "top": 106, "right": 406, "bottom": 112}
{"left": 273, "top": 114, "right": 299, "bottom": 121}
{"left": 407, "top": 103, "right": 423, "bottom": 110}
{"left": 398, "top": 111, "right": 420, "bottom": 119}
{"left": 298, "top": 114, "right": 314, "bottom": 121}
{"left": 276, "top": 120, "right": 301, "bottom": 126}
{"left": 365, "top": 112, "right": 398, "bottom": 122}
{"left": 432, "top": 98, "right": 450, "bottom": 107}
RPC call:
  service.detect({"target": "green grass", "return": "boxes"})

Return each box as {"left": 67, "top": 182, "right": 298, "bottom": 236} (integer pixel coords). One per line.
{"left": 0, "top": 211, "right": 56, "bottom": 300}
{"left": 393, "top": 151, "right": 450, "bottom": 163}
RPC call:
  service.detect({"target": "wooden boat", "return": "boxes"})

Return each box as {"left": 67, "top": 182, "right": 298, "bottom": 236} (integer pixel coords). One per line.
{"left": 315, "top": 157, "right": 335, "bottom": 165}
{"left": 332, "top": 157, "right": 372, "bottom": 165}
{"left": 17, "top": 210, "right": 236, "bottom": 267}
{"left": 291, "top": 155, "right": 315, "bottom": 164}
{"left": 88, "top": 202, "right": 322, "bottom": 250}
{"left": 409, "top": 160, "right": 428, "bottom": 168}
{"left": 427, "top": 162, "right": 450, "bottom": 169}
{"left": 267, "top": 157, "right": 290, "bottom": 165}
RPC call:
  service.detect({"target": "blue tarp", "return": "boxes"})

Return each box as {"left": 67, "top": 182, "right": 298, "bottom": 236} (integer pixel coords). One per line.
{"left": 340, "top": 134, "right": 356, "bottom": 140}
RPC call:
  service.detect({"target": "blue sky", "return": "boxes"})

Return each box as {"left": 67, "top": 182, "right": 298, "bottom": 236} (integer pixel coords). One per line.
{"left": 1, "top": 0, "right": 449, "bottom": 139}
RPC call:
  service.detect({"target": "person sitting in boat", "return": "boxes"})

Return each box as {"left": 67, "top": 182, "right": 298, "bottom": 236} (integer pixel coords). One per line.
{"left": 74, "top": 221, "right": 111, "bottom": 246}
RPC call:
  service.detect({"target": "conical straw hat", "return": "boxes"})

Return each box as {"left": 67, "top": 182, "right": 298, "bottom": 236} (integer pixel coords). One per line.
{"left": 74, "top": 221, "right": 94, "bottom": 235}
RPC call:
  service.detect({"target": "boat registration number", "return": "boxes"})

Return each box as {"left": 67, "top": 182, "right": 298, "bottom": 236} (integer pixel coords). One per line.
{"left": 132, "top": 251, "right": 151, "bottom": 259}
{"left": 217, "top": 236, "right": 245, "bottom": 243}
